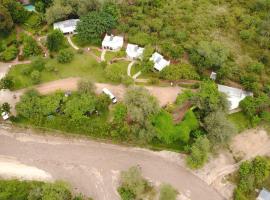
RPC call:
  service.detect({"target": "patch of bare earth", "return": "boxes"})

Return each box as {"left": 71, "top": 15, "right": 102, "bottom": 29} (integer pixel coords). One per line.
{"left": 194, "top": 128, "right": 270, "bottom": 199}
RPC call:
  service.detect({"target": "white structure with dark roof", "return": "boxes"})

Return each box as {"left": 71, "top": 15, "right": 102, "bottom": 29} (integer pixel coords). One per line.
{"left": 257, "top": 188, "right": 270, "bottom": 200}
{"left": 102, "top": 34, "right": 124, "bottom": 51}
{"left": 218, "top": 84, "right": 253, "bottom": 110}
{"left": 150, "top": 52, "right": 170, "bottom": 72}
{"left": 126, "top": 44, "right": 144, "bottom": 60}
{"left": 53, "top": 19, "right": 80, "bottom": 34}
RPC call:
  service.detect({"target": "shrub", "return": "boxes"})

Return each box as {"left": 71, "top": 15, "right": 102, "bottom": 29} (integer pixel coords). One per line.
{"left": 0, "top": 76, "right": 14, "bottom": 89}
{"left": 159, "top": 184, "right": 178, "bottom": 200}
{"left": 23, "top": 36, "right": 41, "bottom": 57}
{"left": 0, "top": 45, "right": 18, "bottom": 61}
{"left": 31, "top": 57, "right": 46, "bottom": 71}
{"left": 57, "top": 49, "right": 74, "bottom": 63}
{"left": 46, "top": 30, "right": 65, "bottom": 52}
{"left": 31, "top": 70, "right": 41, "bottom": 84}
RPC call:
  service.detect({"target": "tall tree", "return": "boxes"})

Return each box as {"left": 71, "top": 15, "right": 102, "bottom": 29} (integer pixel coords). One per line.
{"left": 76, "top": 11, "right": 116, "bottom": 44}
{"left": 46, "top": 29, "right": 64, "bottom": 52}
{"left": 0, "top": 5, "right": 13, "bottom": 31}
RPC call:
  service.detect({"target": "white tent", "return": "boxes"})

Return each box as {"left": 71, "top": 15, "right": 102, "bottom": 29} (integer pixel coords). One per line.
{"left": 53, "top": 19, "right": 80, "bottom": 34}
{"left": 126, "top": 43, "right": 144, "bottom": 60}
{"left": 150, "top": 52, "right": 170, "bottom": 71}
{"left": 102, "top": 34, "right": 124, "bottom": 51}
{"left": 218, "top": 84, "right": 253, "bottom": 110}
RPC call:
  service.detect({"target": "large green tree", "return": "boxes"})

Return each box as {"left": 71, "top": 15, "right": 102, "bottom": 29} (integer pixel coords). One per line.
{"left": 1, "top": 0, "right": 29, "bottom": 23}
{"left": 76, "top": 11, "right": 116, "bottom": 44}
{"left": 0, "top": 5, "right": 13, "bottom": 31}
{"left": 46, "top": 29, "right": 64, "bottom": 52}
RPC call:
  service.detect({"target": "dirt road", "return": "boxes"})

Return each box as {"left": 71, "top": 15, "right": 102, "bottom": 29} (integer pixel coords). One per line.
{"left": 0, "top": 124, "right": 223, "bottom": 200}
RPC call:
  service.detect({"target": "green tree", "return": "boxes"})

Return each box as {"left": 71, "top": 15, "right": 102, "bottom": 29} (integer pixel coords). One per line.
{"left": 78, "top": 79, "right": 96, "bottom": 94}
{"left": 204, "top": 111, "right": 236, "bottom": 148}
{"left": 1, "top": 0, "right": 29, "bottom": 23}
{"left": 76, "top": 11, "right": 116, "bottom": 44}
{"left": 186, "top": 136, "right": 210, "bottom": 169}
{"left": 46, "top": 29, "right": 65, "bottom": 52}
{"left": 31, "top": 56, "right": 46, "bottom": 71}
{"left": 0, "top": 76, "right": 14, "bottom": 89}
{"left": 45, "top": 1, "right": 72, "bottom": 24}
{"left": 31, "top": 70, "right": 41, "bottom": 84}
{"left": 159, "top": 184, "right": 178, "bottom": 200}
{"left": 57, "top": 49, "right": 74, "bottom": 63}
{"left": 160, "top": 64, "right": 199, "bottom": 81}
{"left": 23, "top": 36, "right": 42, "bottom": 57}
{"left": 192, "top": 81, "right": 229, "bottom": 116}
{"left": 0, "top": 5, "right": 13, "bottom": 31}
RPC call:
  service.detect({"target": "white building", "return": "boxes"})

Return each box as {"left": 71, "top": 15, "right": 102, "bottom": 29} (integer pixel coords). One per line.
{"left": 257, "top": 188, "right": 270, "bottom": 200}
{"left": 218, "top": 84, "right": 253, "bottom": 110}
{"left": 102, "top": 34, "right": 124, "bottom": 51}
{"left": 126, "top": 43, "right": 144, "bottom": 60}
{"left": 150, "top": 52, "right": 170, "bottom": 72}
{"left": 53, "top": 19, "right": 80, "bottom": 34}
{"left": 210, "top": 72, "right": 217, "bottom": 80}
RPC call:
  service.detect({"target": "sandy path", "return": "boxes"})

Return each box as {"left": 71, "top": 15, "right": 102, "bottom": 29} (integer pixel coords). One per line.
{"left": 0, "top": 124, "right": 224, "bottom": 200}
{"left": 3, "top": 78, "right": 181, "bottom": 108}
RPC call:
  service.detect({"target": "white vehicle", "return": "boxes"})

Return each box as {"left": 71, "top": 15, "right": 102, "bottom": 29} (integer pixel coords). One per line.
{"left": 102, "top": 88, "right": 117, "bottom": 104}
{"left": 1, "top": 112, "right": 9, "bottom": 120}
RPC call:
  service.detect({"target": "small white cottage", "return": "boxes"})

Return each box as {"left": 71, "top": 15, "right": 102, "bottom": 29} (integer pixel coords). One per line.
{"left": 126, "top": 43, "right": 144, "bottom": 60}
{"left": 53, "top": 19, "right": 80, "bottom": 34}
{"left": 102, "top": 34, "right": 124, "bottom": 51}
{"left": 150, "top": 52, "right": 170, "bottom": 72}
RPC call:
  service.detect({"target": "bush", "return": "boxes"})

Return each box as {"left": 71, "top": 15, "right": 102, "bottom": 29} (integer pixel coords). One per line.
{"left": 186, "top": 136, "right": 210, "bottom": 169}
{"left": 31, "top": 70, "right": 41, "bottom": 84}
{"left": 0, "top": 45, "right": 18, "bottom": 61}
{"left": 57, "top": 49, "right": 74, "bottom": 63}
{"left": 0, "top": 76, "right": 14, "bottom": 89}
{"left": 23, "top": 36, "right": 41, "bottom": 57}
{"left": 31, "top": 57, "right": 46, "bottom": 71}
{"left": 46, "top": 30, "right": 64, "bottom": 52}
{"left": 159, "top": 184, "right": 178, "bottom": 200}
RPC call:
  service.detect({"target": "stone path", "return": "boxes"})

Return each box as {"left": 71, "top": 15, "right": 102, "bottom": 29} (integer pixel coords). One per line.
{"left": 67, "top": 35, "right": 79, "bottom": 50}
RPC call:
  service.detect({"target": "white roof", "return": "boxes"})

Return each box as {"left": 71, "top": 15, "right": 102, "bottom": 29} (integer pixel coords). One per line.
{"left": 126, "top": 43, "right": 144, "bottom": 59}
{"left": 218, "top": 84, "right": 253, "bottom": 110}
{"left": 102, "top": 34, "right": 124, "bottom": 50}
{"left": 53, "top": 19, "right": 79, "bottom": 34}
{"left": 210, "top": 72, "right": 217, "bottom": 80}
{"left": 257, "top": 188, "right": 270, "bottom": 200}
{"left": 1, "top": 112, "right": 9, "bottom": 120}
{"left": 150, "top": 52, "right": 170, "bottom": 71}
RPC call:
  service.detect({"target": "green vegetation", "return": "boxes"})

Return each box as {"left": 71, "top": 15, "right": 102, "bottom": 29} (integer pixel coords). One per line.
{"left": 153, "top": 110, "right": 199, "bottom": 144}
{"left": 228, "top": 112, "right": 252, "bottom": 132}
{"left": 118, "top": 166, "right": 178, "bottom": 200}
{"left": 6, "top": 53, "right": 106, "bottom": 90}
{"left": 234, "top": 156, "right": 270, "bottom": 200}
{"left": 0, "top": 179, "right": 90, "bottom": 200}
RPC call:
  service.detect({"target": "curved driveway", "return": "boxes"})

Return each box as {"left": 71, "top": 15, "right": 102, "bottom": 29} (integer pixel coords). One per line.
{"left": 0, "top": 125, "right": 224, "bottom": 200}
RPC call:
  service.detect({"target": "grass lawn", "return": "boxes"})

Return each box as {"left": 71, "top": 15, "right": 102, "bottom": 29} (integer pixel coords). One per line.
{"left": 8, "top": 53, "right": 109, "bottom": 90}
{"left": 91, "top": 48, "right": 101, "bottom": 57}
{"left": 131, "top": 62, "right": 143, "bottom": 76}
{"left": 105, "top": 50, "right": 126, "bottom": 62}
{"left": 228, "top": 111, "right": 251, "bottom": 133}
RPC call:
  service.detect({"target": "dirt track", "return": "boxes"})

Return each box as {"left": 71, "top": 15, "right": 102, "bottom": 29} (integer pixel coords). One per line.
{"left": 0, "top": 124, "right": 224, "bottom": 200}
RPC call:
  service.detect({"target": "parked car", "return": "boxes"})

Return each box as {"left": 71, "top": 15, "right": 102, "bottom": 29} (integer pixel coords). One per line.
{"left": 102, "top": 88, "right": 117, "bottom": 104}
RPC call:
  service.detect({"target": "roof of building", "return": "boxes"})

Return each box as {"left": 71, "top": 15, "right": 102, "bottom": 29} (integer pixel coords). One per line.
{"left": 102, "top": 34, "right": 124, "bottom": 49}
{"left": 210, "top": 72, "right": 217, "bottom": 80}
{"left": 126, "top": 43, "right": 144, "bottom": 59}
{"left": 53, "top": 19, "right": 80, "bottom": 34}
{"left": 258, "top": 188, "right": 270, "bottom": 200}
{"left": 218, "top": 84, "right": 253, "bottom": 110}
{"left": 150, "top": 52, "right": 170, "bottom": 71}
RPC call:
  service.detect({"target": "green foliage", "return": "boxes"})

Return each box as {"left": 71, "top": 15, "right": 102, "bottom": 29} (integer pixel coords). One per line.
{"left": 159, "top": 184, "right": 178, "bottom": 200}
{"left": 176, "top": 90, "right": 194, "bottom": 106}
{"left": 78, "top": 79, "right": 95, "bottom": 94}
{"left": 0, "top": 76, "right": 14, "bottom": 89}
{"left": 153, "top": 110, "right": 199, "bottom": 144}
{"left": 22, "top": 35, "right": 42, "bottom": 57}
{"left": 31, "top": 70, "right": 41, "bottom": 84}
{"left": 76, "top": 11, "right": 116, "bottom": 44}
{"left": 31, "top": 57, "right": 46, "bottom": 72}
{"left": 118, "top": 166, "right": 154, "bottom": 200}
{"left": 0, "top": 45, "right": 18, "bottom": 61}
{"left": 0, "top": 179, "right": 82, "bottom": 200}
{"left": 1, "top": 102, "right": 11, "bottom": 113}
{"left": 160, "top": 64, "right": 200, "bottom": 81}
{"left": 234, "top": 156, "right": 270, "bottom": 199}
{"left": 204, "top": 111, "right": 237, "bottom": 149}
{"left": 57, "top": 49, "right": 74, "bottom": 64}
{"left": 47, "top": 29, "right": 65, "bottom": 52}
{"left": 1, "top": 0, "right": 29, "bottom": 24}
{"left": 0, "top": 5, "right": 13, "bottom": 31}
{"left": 105, "top": 62, "right": 126, "bottom": 82}
{"left": 192, "top": 81, "right": 229, "bottom": 116}
{"left": 186, "top": 136, "right": 210, "bottom": 169}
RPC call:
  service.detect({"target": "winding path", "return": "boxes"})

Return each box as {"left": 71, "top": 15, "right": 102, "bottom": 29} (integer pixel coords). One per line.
{"left": 66, "top": 35, "right": 79, "bottom": 50}
{"left": 0, "top": 124, "right": 224, "bottom": 200}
